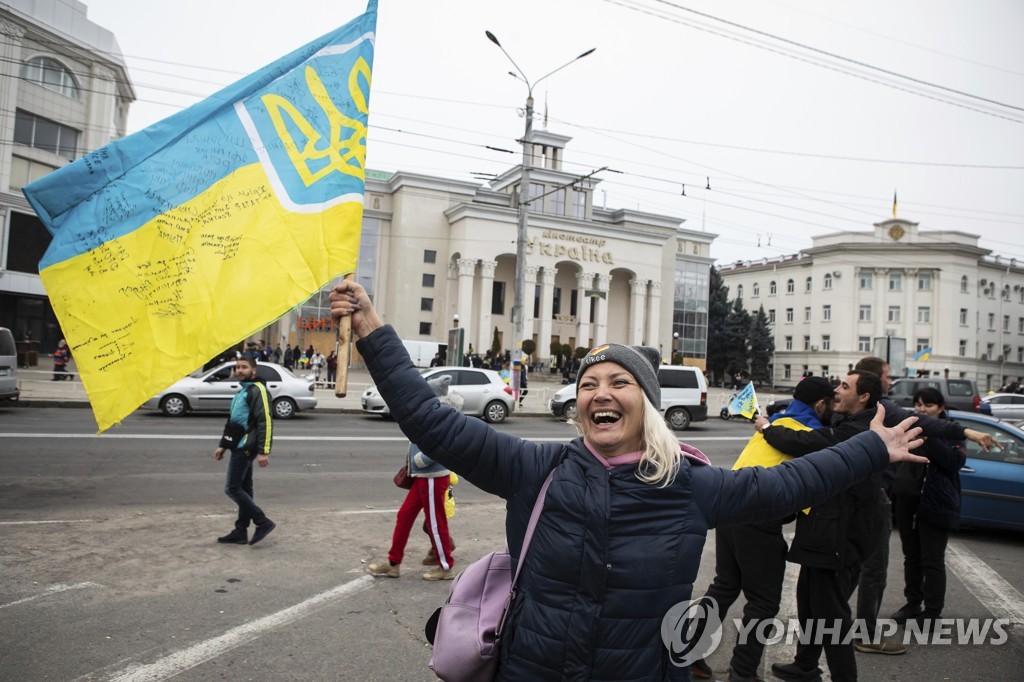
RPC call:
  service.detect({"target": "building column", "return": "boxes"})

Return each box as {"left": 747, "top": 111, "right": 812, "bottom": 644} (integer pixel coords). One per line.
{"left": 594, "top": 274, "right": 611, "bottom": 345}
{"left": 874, "top": 268, "right": 888, "bottom": 339}
{"left": 456, "top": 257, "right": 477, "bottom": 349}
{"left": 646, "top": 280, "right": 662, "bottom": 350}
{"left": 629, "top": 278, "right": 646, "bottom": 344}
{"left": 575, "top": 272, "right": 594, "bottom": 350}
{"left": 0, "top": 20, "right": 25, "bottom": 192}
{"left": 523, "top": 265, "right": 539, "bottom": 353}
{"left": 479, "top": 259, "right": 497, "bottom": 353}
{"left": 904, "top": 268, "right": 918, "bottom": 356}
{"left": 538, "top": 266, "right": 557, "bottom": 366}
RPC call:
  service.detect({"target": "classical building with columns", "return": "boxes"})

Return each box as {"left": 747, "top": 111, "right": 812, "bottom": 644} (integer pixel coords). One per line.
{"left": 0, "top": 0, "right": 134, "bottom": 352}
{"left": 283, "top": 129, "right": 716, "bottom": 369}
{"left": 718, "top": 219, "right": 1024, "bottom": 391}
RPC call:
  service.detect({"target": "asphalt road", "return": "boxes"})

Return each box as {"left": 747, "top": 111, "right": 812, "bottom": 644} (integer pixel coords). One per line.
{"left": 1, "top": 407, "right": 1021, "bottom": 681}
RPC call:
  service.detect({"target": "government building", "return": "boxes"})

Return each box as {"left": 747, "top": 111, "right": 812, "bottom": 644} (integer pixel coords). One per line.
{"left": 718, "top": 219, "right": 1024, "bottom": 392}
{"left": 283, "top": 129, "right": 717, "bottom": 371}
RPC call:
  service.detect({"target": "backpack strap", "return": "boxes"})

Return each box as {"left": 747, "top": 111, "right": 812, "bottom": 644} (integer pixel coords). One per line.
{"left": 510, "top": 469, "right": 555, "bottom": 590}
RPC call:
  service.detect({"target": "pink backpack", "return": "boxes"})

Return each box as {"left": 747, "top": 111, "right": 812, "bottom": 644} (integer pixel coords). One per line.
{"left": 425, "top": 471, "right": 555, "bottom": 681}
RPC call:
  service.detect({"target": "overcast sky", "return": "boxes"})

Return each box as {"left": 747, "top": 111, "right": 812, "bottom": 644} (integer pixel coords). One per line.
{"left": 79, "top": 0, "right": 1024, "bottom": 267}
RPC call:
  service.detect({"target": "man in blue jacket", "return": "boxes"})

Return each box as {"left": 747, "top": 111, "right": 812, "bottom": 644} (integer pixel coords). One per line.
{"left": 213, "top": 354, "right": 276, "bottom": 546}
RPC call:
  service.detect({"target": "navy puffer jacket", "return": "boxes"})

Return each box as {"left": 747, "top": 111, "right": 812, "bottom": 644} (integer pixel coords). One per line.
{"left": 359, "top": 326, "right": 890, "bottom": 681}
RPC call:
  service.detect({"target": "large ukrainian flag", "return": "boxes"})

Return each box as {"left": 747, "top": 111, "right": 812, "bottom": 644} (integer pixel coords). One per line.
{"left": 23, "top": 1, "right": 378, "bottom": 432}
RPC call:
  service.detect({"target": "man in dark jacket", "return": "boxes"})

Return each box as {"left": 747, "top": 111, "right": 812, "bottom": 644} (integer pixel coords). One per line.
{"left": 757, "top": 370, "right": 883, "bottom": 682}
{"left": 213, "top": 354, "right": 276, "bottom": 546}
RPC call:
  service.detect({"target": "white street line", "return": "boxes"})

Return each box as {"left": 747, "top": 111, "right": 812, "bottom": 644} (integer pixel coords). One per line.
{"left": 85, "top": 576, "right": 374, "bottom": 682}
{"left": 947, "top": 540, "right": 1024, "bottom": 625}
{"left": 0, "top": 582, "right": 100, "bottom": 610}
{"left": 0, "top": 519, "right": 94, "bottom": 525}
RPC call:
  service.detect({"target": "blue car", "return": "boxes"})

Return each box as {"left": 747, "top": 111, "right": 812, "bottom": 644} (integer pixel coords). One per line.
{"left": 947, "top": 411, "right": 1024, "bottom": 531}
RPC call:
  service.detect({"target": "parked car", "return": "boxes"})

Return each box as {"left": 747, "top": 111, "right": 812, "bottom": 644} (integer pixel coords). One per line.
{"left": 0, "top": 327, "right": 19, "bottom": 403}
{"left": 946, "top": 411, "right": 1024, "bottom": 531}
{"left": 981, "top": 393, "right": 1024, "bottom": 421}
{"left": 361, "top": 366, "right": 515, "bottom": 423}
{"left": 141, "top": 361, "right": 316, "bottom": 419}
{"left": 548, "top": 365, "right": 709, "bottom": 430}
{"left": 889, "top": 377, "right": 985, "bottom": 413}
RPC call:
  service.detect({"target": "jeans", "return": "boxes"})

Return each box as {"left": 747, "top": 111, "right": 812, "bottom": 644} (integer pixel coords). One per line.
{"left": 855, "top": 490, "right": 891, "bottom": 640}
{"left": 224, "top": 449, "right": 267, "bottom": 531}
{"left": 894, "top": 496, "right": 950, "bottom": 615}
{"left": 794, "top": 565, "right": 858, "bottom": 682}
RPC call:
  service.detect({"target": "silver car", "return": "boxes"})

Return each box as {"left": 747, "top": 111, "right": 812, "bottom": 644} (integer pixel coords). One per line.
{"left": 981, "top": 393, "right": 1024, "bottom": 421}
{"left": 141, "top": 361, "right": 316, "bottom": 419}
{"left": 361, "top": 366, "right": 515, "bottom": 423}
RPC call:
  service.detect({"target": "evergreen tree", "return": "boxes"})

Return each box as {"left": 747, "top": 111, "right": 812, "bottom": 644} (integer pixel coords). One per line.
{"left": 748, "top": 305, "right": 775, "bottom": 386}
{"left": 723, "top": 298, "right": 752, "bottom": 382}
{"left": 706, "top": 267, "right": 732, "bottom": 386}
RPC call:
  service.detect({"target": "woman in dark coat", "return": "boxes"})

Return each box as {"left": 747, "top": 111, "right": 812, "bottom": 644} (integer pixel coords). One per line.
{"left": 329, "top": 280, "right": 926, "bottom": 682}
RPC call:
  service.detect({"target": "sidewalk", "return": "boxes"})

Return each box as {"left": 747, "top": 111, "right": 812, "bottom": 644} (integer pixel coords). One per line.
{"left": 11, "top": 360, "right": 751, "bottom": 418}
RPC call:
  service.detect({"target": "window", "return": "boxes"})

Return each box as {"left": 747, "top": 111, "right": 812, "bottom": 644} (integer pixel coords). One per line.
{"left": 419, "top": 322, "right": 432, "bottom": 335}
{"left": 420, "top": 298, "right": 433, "bottom": 312}
{"left": 770, "top": 281, "right": 777, "bottom": 295}
{"left": 824, "top": 273, "right": 833, "bottom": 290}
{"left": 785, "top": 308, "right": 794, "bottom": 323}
{"left": 916, "top": 338, "right": 930, "bottom": 353}
{"left": 860, "top": 271, "right": 873, "bottom": 289}
{"left": 917, "top": 306, "right": 931, "bottom": 323}
{"left": 918, "top": 272, "right": 932, "bottom": 290}
{"left": 988, "top": 313, "right": 995, "bottom": 330}
{"left": 753, "top": 283, "right": 760, "bottom": 297}
{"left": 1002, "top": 285, "right": 1011, "bottom": 302}
{"left": 960, "top": 275, "right": 969, "bottom": 293}
{"left": 959, "top": 339, "right": 967, "bottom": 356}
{"left": 491, "top": 281, "right": 505, "bottom": 315}
{"left": 569, "top": 290, "right": 578, "bottom": 317}
{"left": 5, "top": 212, "right": 51, "bottom": 274}
{"left": 784, "top": 364, "right": 792, "bottom": 380}
{"left": 986, "top": 343, "right": 995, "bottom": 359}
{"left": 785, "top": 336, "right": 793, "bottom": 350}
{"left": 888, "top": 306, "right": 901, "bottom": 323}
{"left": 551, "top": 188, "right": 565, "bottom": 216}
{"left": 736, "top": 284, "right": 744, "bottom": 299}
{"left": 959, "top": 308, "right": 968, "bottom": 325}
{"left": 822, "top": 335, "right": 831, "bottom": 351}
{"left": 1004, "top": 315, "right": 1011, "bottom": 332}
{"left": 1019, "top": 317, "right": 1024, "bottom": 334}
{"left": 552, "top": 287, "right": 562, "bottom": 316}
{"left": 822, "top": 305, "right": 831, "bottom": 321}
{"left": 804, "top": 307, "right": 811, "bottom": 323}
{"left": 20, "top": 56, "right": 80, "bottom": 98}
{"left": 422, "top": 273, "right": 435, "bottom": 288}
{"left": 804, "top": 277, "right": 811, "bottom": 293}
{"left": 858, "top": 336, "right": 871, "bottom": 352}
{"left": 527, "top": 182, "right": 544, "bottom": 213}
{"left": 571, "top": 188, "right": 586, "bottom": 219}
{"left": 1019, "top": 347, "right": 1024, "bottom": 363}
{"left": 768, "top": 309, "right": 776, "bottom": 324}
{"left": 13, "top": 109, "right": 80, "bottom": 160}
{"left": 423, "top": 250, "right": 436, "bottom": 264}
{"left": 859, "top": 305, "right": 871, "bottom": 322}
{"left": 786, "top": 279, "right": 795, "bottom": 294}
{"left": 9, "top": 155, "right": 57, "bottom": 189}
{"left": 803, "top": 336, "right": 810, "bottom": 351}
{"left": 889, "top": 273, "right": 902, "bottom": 291}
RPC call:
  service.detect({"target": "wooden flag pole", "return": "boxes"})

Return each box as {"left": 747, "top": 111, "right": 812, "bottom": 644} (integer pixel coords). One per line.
{"left": 334, "top": 273, "right": 355, "bottom": 397}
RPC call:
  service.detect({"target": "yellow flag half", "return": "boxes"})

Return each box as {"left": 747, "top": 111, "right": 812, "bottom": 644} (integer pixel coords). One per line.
{"left": 22, "top": 2, "right": 378, "bottom": 431}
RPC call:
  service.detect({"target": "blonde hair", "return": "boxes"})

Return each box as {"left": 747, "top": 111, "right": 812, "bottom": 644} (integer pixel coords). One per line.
{"left": 570, "top": 394, "right": 682, "bottom": 488}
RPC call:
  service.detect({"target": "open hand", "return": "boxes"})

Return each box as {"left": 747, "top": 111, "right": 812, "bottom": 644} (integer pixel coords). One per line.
{"left": 871, "top": 404, "right": 926, "bottom": 463}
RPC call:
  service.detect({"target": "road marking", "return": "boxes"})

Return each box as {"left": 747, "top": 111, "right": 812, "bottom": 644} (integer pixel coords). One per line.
{"left": 0, "top": 582, "right": 100, "bottom": 610}
{"left": 83, "top": 576, "right": 374, "bottom": 682}
{"left": 947, "top": 540, "right": 1024, "bottom": 625}
{"left": 0, "top": 519, "right": 94, "bottom": 525}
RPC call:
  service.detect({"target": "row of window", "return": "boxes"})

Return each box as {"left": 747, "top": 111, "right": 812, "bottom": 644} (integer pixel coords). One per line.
{"left": 765, "top": 304, "right": 1024, "bottom": 331}
{"left": 741, "top": 271, "right": 1024, "bottom": 303}
{"left": 13, "top": 108, "right": 80, "bottom": 160}
{"left": 779, "top": 335, "right": 1024, "bottom": 363}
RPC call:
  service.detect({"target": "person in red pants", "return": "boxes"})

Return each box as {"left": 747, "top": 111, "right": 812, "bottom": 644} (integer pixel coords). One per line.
{"left": 367, "top": 377, "right": 461, "bottom": 580}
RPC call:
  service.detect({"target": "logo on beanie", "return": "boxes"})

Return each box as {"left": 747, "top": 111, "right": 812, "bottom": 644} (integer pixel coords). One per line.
{"left": 584, "top": 345, "right": 610, "bottom": 364}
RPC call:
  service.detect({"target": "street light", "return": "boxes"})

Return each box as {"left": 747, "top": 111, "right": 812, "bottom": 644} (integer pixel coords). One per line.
{"left": 672, "top": 332, "right": 679, "bottom": 365}
{"left": 486, "top": 30, "right": 595, "bottom": 405}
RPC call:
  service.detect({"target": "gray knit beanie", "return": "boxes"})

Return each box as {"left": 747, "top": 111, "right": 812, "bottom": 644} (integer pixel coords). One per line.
{"left": 576, "top": 343, "right": 662, "bottom": 407}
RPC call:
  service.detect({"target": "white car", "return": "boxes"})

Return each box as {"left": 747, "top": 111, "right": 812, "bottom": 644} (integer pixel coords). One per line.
{"left": 141, "top": 361, "right": 316, "bottom": 419}
{"left": 361, "top": 366, "right": 515, "bottom": 423}
{"left": 981, "top": 393, "right": 1024, "bottom": 421}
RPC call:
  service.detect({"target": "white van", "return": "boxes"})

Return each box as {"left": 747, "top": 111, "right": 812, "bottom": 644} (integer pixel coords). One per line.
{"left": 548, "top": 364, "right": 709, "bottom": 430}
{"left": 0, "top": 327, "right": 19, "bottom": 403}
{"left": 401, "top": 340, "right": 449, "bottom": 368}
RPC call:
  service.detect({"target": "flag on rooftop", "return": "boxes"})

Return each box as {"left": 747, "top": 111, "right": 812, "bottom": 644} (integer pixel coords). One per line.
{"left": 22, "top": 1, "right": 378, "bottom": 432}
{"left": 728, "top": 382, "right": 760, "bottom": 419}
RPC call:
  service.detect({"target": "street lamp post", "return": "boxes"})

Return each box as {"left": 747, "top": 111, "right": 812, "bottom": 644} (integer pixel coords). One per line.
{"left": 486, "top": 30, "right": 595, "bottom": 405}
{"left": 672, "top": 332, "right": 679, "bottom": 365}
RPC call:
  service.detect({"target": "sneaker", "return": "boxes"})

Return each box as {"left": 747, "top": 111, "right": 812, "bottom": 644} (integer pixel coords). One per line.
{"left": 853, "top": 637, "right": 907, "bottom": 655}
{"left": 890, "top": 603, "right": 922, "bottom": 625}
{"left": 770, "top": 662, "right": 823, "bottom": 682}
{"left": 422, "top": 566, "right": 456, "bottom": 581}
{"left": 249, "top": 519, "right": 276, "bottom": 545}
{"left": 690, "top": 658, "right": 713, "bottom": 679}
{"left": 367, "top": 561, "right": 400, "bottom": 578}
{"left": 217, "top": 529, "right": 248, "bottom": 544}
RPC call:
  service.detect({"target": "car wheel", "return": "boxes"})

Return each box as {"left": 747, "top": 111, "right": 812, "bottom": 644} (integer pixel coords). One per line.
{"left": 484, "top": 400, "right": 508, "bottom": 424}
{"left": 563, "top": 400, "right": 578, "bottom": 421}
{"left": 160, "top": 394, "right": 188, "bottom": 417}
{"left": 273, "top": 397, "right": 297, "bottom": 419}
{"left": 665, "top": 407, "right": 692, "bottom": 431}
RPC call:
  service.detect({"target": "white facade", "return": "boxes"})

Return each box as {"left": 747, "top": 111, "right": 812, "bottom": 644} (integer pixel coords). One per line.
{"left": 0, "top": 0, "right": 134, "bottom": 350}
{"left": 719, "top": 219, "right": 1024, "bottom": 391}
{"left": 285, "top": 131, "right": 717, "bottom": 369}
